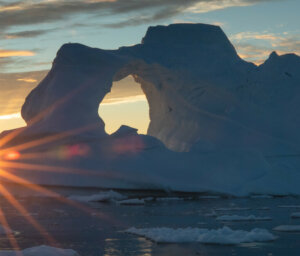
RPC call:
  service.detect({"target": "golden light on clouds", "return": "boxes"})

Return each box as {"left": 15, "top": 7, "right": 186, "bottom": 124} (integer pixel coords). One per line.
{"left": 99, "top": 76, "right": 150, "bottom": 134}
{"left": 102, "top": 95, "right": 146, "bottom": 105}
{"left": 0, "top": 50, "right": 35, "bottom": 58}
{"left": 0, "top": 5, "right": 23, "bottom": 12}
{"left": 230, "top": 32, "right": 282, "bottom": 42}
{"left": 17, "top": 78, "right": 38, "bottom": 83}
{"left": 187, "top": 0, "right": 252, "bottom": 13}
{"left": 0, "top": 113, "right": 21, "bottom": 120}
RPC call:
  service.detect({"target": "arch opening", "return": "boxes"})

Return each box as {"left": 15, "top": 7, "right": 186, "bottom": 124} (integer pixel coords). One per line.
{"left": 98, "top": 75, "right": 150, "bottom": 135}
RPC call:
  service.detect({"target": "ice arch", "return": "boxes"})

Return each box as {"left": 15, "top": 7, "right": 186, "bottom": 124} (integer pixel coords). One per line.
{"left": 98, "top": 75, "right": 150, "bottom": 134}
{"left": 20, "top": 23, "right": 300, "bottom": 153}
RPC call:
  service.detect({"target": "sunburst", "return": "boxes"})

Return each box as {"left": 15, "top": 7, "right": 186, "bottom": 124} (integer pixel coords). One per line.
{"left": 0, "top": 124, "right": 123, "bottom": 252}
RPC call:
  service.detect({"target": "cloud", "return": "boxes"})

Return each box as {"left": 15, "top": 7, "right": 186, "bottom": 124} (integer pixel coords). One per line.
{"left": 230, "top": 31, "right": 282, "bottom": 42}
{"left": 0, "top": 48, "right": 36, "bottom": 71}
{"left": 3, "top": 29, "right": 54, "bottom": 39}
{"left": 272, "top": 35, "right": 300, "bottom": 54}
{"left": 0, "top": 0, "right": 279, "bottom": 30}
{"left": 17, "top": 78, "right": 38, "bottom": 83}
{"left": 230, "top": 31, "right": 300, "bottom": 64}
{"left": 0, "top": 70, "right": 47, "bottom": 115}
{"left": 235, "top": 43, "right": 271, "bottom": 64}
{"left": 0, "top": 49, "right": 35, "bottom": 57}
{"left": 187, "top": 0, "right": 252, "bottom": 13}
{"left": 102, "top": 75, "right": 145, "bottom": 104}
{"left": 102, "top": 95, "right": 146, "bottom": 105}
{"left": 0, "top": 72, "right": 147, "bottom": 115}
{"left": 0, "top": 112, "right": 21, "bottom": 120}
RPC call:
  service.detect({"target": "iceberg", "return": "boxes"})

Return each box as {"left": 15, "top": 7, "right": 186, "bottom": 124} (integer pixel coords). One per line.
{"left": 68, "top": 190, "right": 127, "bottom": 202}
{"left": 1, "top": 23, "right": 300, "bottom": 196}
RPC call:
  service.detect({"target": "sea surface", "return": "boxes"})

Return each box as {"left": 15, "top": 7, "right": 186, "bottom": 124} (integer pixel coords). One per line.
{"left": 0, "top": 184, "right": 300, "bottom": 256}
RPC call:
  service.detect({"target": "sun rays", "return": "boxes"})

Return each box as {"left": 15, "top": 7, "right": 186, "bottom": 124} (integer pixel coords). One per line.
{"left": 0, "top": 119, "right": 118, "bottom": 252}
{"left": 0, "top": 75, "right": 141, "bottom": 252}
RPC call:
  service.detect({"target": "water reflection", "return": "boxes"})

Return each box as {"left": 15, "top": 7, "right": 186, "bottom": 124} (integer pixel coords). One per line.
{"left": 104, "top": 237, "right": 152, "bottom": 256}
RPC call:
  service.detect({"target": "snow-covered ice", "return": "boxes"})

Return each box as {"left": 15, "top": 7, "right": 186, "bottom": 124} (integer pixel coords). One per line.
{"left": 118, "top": 198, "right": 145, "bottom": 205}
{"left": 215, "top": 207, "right": 251, "bottom": 211}
{"left": 273, "top": 225, "right": 300, "bottom": 232}
{"left": 204, "top": 210, "right": 217, "bottom": 217}
{"left": 198, "top": 195, "right": 221, "bottom": 199}
{"left": 0, "top": 245, "right": 80, "bottom": 256}
{"left": 278, "top": 205, "right": 300, "bottom": 209}
{"left": 126, "top": 226, "right": 276, "bottom": 244}
{"left": 156, "top": 197, "right": 185, "bottom": 201}
{"left": 250, "top": 195, "right": 273, "bottom": 199}
{"left": 256, "top": 207, "right": 270, "bottom": 210}
{"left": 217, "top": 215, "right": 272, "bottom": 222}
{"left": 68, "top": 190, "right": 126, "bottom": 202}
{"left": 291, "top": 212, "right": 300, "bottom": 218}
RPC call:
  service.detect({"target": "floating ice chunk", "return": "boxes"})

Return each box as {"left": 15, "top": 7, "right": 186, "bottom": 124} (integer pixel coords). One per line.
{"left": 204, "top": 210, "right": 217, "bottom": 217}
{"left": 291, "top": 212, "right": 300, "bottom": 218}
{"left": 126, "top": 226, "right": 276, "bottom": 244}
{"left": 0, "top": 245, "right": 80, "bottom": 256}
{"left": 144, "top": 197, "right": 154, "bottom": 201}
{"left": 256, "top": 207, "right": 270, "bottom": 211}
{"left": 215, "top": 207, "right": 250, "bottom": 211}
{"left": 278, "top": 205, "right": 300, "bottom": 209}
{"left": 273, "top": 225, "right": 300, "bottom": 232}
{"left": 198, "top": 195, "right": 221, "bottom": 199}
{"left": 118, "top": 198, "right": 145, "bottom": 205}
{"left": 217, "top": 215, "right": 272, "bottom": 222}
{"left": 156, "top": 197, "right": 185, "bottom": 201}
{"left": 250, "top": 195, "right": 273, "bottom": 199}
{"left": 68, "top": 190, "right": 126, "bottom": 202}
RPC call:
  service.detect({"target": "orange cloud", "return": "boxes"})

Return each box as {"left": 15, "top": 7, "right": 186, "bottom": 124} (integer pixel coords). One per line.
{"left": 0, "top": 5, "right": 23, "bottom": 12}
{"left": 230, "top": 32, "right": 282, "bottom": 42}
{"left": 0, "top": 50, "right": 35, "bottom": 58}
{"left": 187, "top": 0, "right": 252, "bottom": 13}
{"left": 0, "top": 113, "right": 21, "bottom": 120}
{"left": 17, "top": 78, "right": 38, "bottom": 83}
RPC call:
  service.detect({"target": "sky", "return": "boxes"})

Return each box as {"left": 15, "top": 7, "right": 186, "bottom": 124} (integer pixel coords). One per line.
{"left": 0, "top": 0, "right": 299, "bottom": 134}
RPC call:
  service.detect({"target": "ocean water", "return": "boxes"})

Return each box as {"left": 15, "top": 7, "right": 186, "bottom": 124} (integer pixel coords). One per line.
{"left": 1, "top": 185, "right": 300, "bottom": 256}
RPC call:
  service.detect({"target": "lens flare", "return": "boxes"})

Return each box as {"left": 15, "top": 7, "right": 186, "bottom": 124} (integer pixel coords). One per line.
{"left": 3, "top": 151, "right": 20, "bottom": 161}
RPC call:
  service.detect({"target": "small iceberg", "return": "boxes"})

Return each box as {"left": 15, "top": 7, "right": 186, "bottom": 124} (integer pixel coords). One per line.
{"left": 118, "top": 198, "right": 145, "bottom": 205}
{"left": 68, "top": 190, "right": 126, "bottom": 202}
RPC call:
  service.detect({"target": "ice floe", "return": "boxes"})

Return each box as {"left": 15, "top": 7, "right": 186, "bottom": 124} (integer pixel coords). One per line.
{"left": 126, "top": 226, "right": 276, "bottom": 244}
{"left": 216, "top": 215, "right": 272, "bottom": 222}
{"left": 273, "top": 225, "right": 300, "bottom": 232}
{"left": 291, "top": 212, "right": 300, "bottom": 218}
{"left": 0, "top": 245, "right": 80, "bottom": 256}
